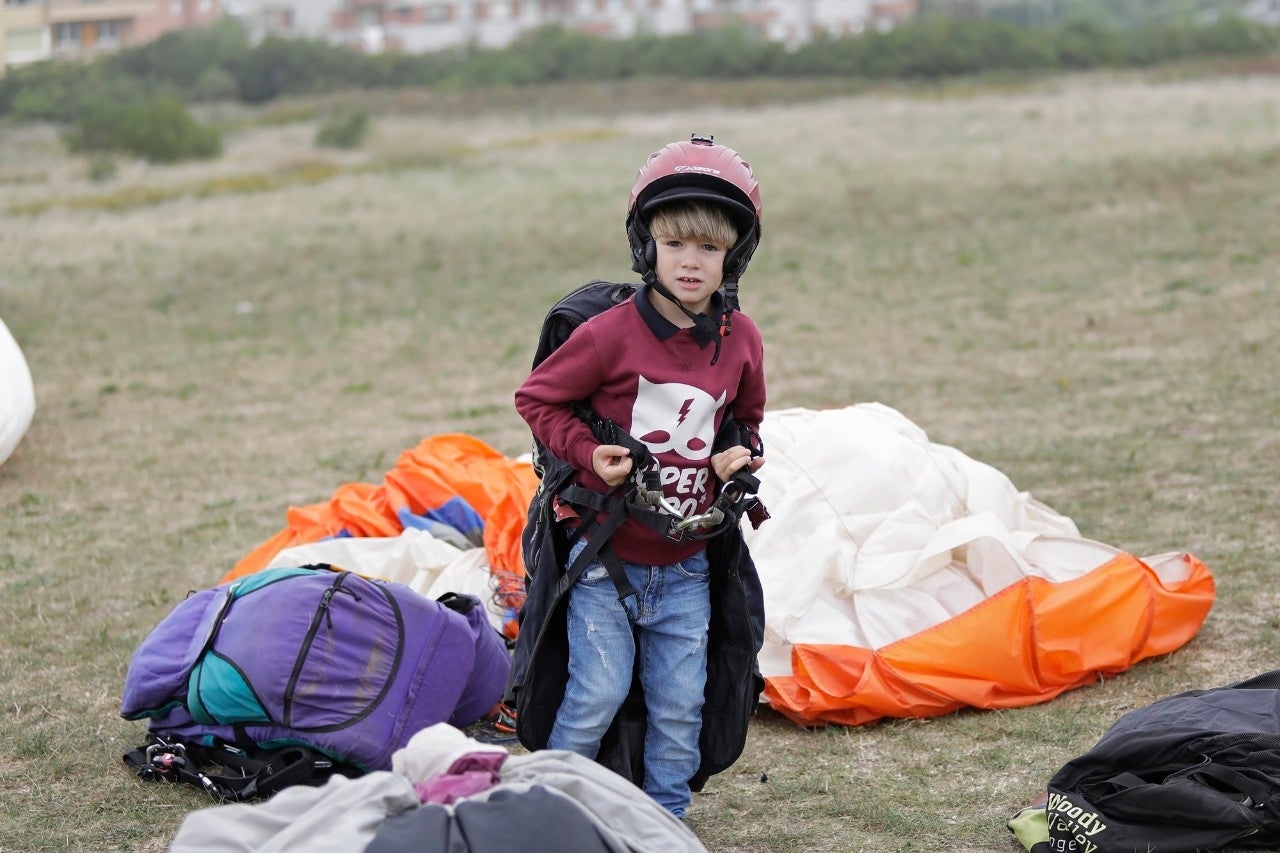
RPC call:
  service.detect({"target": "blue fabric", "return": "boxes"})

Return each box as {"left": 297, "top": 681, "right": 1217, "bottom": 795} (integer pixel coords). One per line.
{"left": 231, "top": 565, "right": 318, "bottom": 597}
{"left": 548, "top": 538, "right": 710, "bottom": 818}
{"left": 394, "top": 499, "right": 483, "bottom": 545}
{"left": 395, "top": 507, "right": 476, "bottom": 551}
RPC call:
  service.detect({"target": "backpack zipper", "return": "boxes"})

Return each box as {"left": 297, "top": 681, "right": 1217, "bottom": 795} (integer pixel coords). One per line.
{"left": 283, "top": 572, "right": 352, "bottom": 727}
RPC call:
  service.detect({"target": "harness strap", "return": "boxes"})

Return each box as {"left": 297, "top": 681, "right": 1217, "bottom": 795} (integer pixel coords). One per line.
{"left": 124, "top": 736, "right": 338, "bottom": 802}
{"left": 559, "top": 461, "right": 764, "bottom": 542}
{"left": 560, "top": 482, "right": 675, "bottom": 539}
{"left": 555, "top": 490, "right": 639, "bottom": 609}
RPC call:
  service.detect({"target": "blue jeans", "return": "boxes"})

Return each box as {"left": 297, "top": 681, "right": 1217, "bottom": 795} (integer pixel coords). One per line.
{"left": 548, "top": 537, "right": 711, "bottom": 818}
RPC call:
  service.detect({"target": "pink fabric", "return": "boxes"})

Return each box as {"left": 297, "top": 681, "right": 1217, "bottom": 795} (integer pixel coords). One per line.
{"left": 413, "top": 752, "right": 508, "bottom": 805}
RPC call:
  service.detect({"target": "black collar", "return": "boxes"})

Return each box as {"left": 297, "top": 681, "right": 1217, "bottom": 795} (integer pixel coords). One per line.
{"left": 635, "top": 283, "right": 721, "bottom": 347}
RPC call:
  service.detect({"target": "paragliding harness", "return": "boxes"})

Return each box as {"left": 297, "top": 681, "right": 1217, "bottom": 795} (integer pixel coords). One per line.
{"left": 508, "top": 280, "right": 769, "bottom": 789}
{"left": 122, "top": 734, "right": 354, "bottom": 803}
{"left": 119, "top": 567, "right": 512, "bottom": 801}
{"left": 525, "top": 280, "right": 768, "bottom": 612}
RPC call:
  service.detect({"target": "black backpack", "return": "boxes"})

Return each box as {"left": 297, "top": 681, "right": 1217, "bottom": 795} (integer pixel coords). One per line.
{"left": 526, "top": 280, "right": 639, "bottom": 480}
{"left": 506, "top": 280, "right": 768, "bottom": 789}
{"left": 1012, "top": 670, "right": 1280, "bottom": 853}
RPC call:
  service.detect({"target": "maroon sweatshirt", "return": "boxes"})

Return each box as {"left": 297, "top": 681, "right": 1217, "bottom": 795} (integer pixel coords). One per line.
{"left": 515, "top": 285, "right": 766, "bottom": 564}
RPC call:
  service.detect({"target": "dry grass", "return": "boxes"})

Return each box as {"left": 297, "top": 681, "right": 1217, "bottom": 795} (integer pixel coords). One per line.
{"left": 1, "top": 67, "right": 1278, "bottom": 851}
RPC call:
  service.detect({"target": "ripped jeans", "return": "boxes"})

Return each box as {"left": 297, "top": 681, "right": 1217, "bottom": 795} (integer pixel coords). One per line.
{"left": 547, "top": 537, "right": 711, "bottom": 818}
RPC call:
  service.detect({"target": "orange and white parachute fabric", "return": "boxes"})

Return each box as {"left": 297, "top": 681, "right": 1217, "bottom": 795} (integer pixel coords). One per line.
{"left": 744, "top": 404, "right": 1215, "bottom": 727}
{"left": 223, "top": 405, "right": 1213, "bottom": 728}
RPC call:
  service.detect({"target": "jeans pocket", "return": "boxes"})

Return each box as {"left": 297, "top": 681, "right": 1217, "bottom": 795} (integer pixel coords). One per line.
{"left": 579, "top": 563, "right": 611, "bottom": 584}
{"left": 672, "top": 550, "right": 710, "bottom": 581}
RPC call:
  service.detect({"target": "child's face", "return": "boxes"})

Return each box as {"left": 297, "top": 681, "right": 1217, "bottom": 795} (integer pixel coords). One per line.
{"left": 653, "top": 234, "right": 727, "bottom": 315}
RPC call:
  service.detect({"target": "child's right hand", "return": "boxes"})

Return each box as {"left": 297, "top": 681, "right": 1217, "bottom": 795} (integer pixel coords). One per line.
{"left": 592, "top": 444, "right": 634, "bottom": 487}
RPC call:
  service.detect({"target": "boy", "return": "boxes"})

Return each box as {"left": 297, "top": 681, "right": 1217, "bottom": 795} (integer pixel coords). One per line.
{"left": 514, "top": 134, "right": 767, "bottom": 819}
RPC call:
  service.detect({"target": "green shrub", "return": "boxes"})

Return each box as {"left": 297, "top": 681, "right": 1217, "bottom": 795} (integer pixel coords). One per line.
{"left": 64, "top": 92, "right": 221, "bottom": 163}
{"left": 191, "top": 66, "right": 240, "bottom": 102}
{"left": 2, "top": 61, "right": 107, "bottom": 123}
{"left": 86, "top": 155, "right": 118, "bottom": 182}
{"left": 315, "top": 108, "right": 370, "bottom": 149}
{"left": 105, "top": 18, "right": 252, "bottom": 99}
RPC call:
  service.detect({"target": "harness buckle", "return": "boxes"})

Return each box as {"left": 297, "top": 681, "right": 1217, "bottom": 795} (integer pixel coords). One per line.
{"left": 140, "top": 739, "right": 188, "bottom": 781}
{"left": 631, "top": 482, "right": 685, "bottom": 518}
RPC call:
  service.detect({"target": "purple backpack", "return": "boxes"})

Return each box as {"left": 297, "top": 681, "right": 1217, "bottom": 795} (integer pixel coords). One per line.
{"left": 120, "top": 565, "right": 510, "bottom": 781}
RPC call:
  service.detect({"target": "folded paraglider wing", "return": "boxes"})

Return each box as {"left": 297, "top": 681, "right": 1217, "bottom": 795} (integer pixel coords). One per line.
{"left": 744, "top": 404, "right": 1213, "bottom": 726}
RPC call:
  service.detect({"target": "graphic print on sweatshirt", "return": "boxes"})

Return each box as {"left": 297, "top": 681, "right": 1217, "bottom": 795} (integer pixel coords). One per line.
{"left": 631, "top": 376, "right": 726, "bottom": 516}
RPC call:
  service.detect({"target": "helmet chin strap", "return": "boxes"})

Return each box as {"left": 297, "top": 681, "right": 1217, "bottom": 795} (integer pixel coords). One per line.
{"left": 643, "top": 268, "right": 735, "bottom": 366}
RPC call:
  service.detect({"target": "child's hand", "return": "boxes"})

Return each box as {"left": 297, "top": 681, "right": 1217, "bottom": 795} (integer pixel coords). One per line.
{"left": 711, "top": 446, "right": 764, "bottom": 483}
{"left": 592, "top": 444, "right": 634, "bottom": 487}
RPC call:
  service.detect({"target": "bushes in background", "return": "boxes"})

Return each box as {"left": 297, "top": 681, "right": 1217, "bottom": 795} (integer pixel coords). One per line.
{"left": 63, "top": 91, "right": 221, "bottom": 163}
{"left": 315, "top": 108, "right": 370, "bottom": 149}
{"left": 0, "top": 12, "right": 1275, "bottom": 165}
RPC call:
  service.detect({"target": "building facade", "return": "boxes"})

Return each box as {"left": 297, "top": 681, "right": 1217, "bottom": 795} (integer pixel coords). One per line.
{"left": 2, "top": 0, "right": 917, "bottom": 74}
{"left": 221, "top": 0, "right": 344, "bottom": 43}
{"left": 227, "top": 0, "right": 918, "bottom": 55}
{"left": 2, "top": 0, "right": 222, "bottom": 74}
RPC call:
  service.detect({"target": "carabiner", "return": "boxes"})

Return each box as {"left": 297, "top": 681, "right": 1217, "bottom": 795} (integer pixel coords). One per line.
{"left": 672, "top": 507, "right": 724, "bottom": 533}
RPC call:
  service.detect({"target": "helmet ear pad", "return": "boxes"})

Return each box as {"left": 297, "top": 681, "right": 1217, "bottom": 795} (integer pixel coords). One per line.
{"left": 628, "top": 201, "right": 759, "bottom": 282}
{"left": 721, "top": 224, "right": 760, "bottom": 284}
{"left": 627, "top": 211, "right": 657, "bottom": 276}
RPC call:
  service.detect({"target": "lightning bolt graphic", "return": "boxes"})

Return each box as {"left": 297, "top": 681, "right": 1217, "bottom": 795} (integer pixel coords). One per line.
{"left": 676, "top": 398, "right": 694, "bottom": 426}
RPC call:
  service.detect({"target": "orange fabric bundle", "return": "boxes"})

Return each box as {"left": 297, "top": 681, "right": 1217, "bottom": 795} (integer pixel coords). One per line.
{"left": 221, "top": 435, "right": 538, "bottom": 597}
{"left": 763, "top": 552, "right": 1215, "bottom": 726}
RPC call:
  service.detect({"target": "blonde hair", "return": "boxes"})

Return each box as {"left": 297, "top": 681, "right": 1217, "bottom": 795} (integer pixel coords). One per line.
{"left": 648, "top": 200, "right": 738, "bottom": 249}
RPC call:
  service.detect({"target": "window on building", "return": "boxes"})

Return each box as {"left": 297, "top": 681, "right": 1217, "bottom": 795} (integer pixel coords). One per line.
{"left": 4, "top": 26, "right": 42, "bottom": 53}
{"left": 199, "top": 0, "right": 212, "bottom": 12}
{"left": 170, "top": 0, "right": 183, "bottom": 16}
{"left": 98, "top": 19, "right": 125, "bottom": 47}
{"left": 54, "top": 22, "right": 82, "bottom": 49}
{"left": 425, "top": 2, "right": 451, "bottom": 22}
{"left": 3, "top": 0, "right": 43, "bottom": 6}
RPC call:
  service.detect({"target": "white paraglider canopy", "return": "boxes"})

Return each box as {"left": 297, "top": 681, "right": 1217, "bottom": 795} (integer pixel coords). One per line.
{"left": 0, "top": 315, "right": 35, "bottom": 467}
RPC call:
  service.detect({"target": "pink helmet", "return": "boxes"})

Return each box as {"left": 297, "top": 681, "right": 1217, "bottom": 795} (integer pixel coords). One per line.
{"left": 626, "top": 134, "right": 763, "bottom": 286}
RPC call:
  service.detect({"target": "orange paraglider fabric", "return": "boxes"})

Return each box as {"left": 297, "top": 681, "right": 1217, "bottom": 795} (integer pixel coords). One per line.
{"left": 220, "top": 435, "right": 538, "bottom": 619}
{"left": 762, "top": 552, "right": 1215, "bottom": 727}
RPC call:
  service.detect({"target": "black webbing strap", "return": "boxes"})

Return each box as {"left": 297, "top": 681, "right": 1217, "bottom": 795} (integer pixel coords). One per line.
{"left": 123, "top": 735, "right": 339, "bottom": 802}
{"left": 554, "top": 489, "right": 638, "bottom": 609}
{"left": 574, "top": 410, "right": 769, "bottom": 538}
{"left": 561, "top": 482, "right": 675, "bottom": 539}
{"left": 1107, "top": 761, "right": 1273, "bottom": 807}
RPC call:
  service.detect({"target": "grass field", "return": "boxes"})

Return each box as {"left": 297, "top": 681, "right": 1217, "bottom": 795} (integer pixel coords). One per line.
{"left": 1, "top": 66, "right": 1278, "bottom": 851}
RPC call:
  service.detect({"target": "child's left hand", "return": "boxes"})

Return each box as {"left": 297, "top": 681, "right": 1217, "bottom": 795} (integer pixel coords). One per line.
{"left": 711, "top": 446, "right": 764, "bottom": 483}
